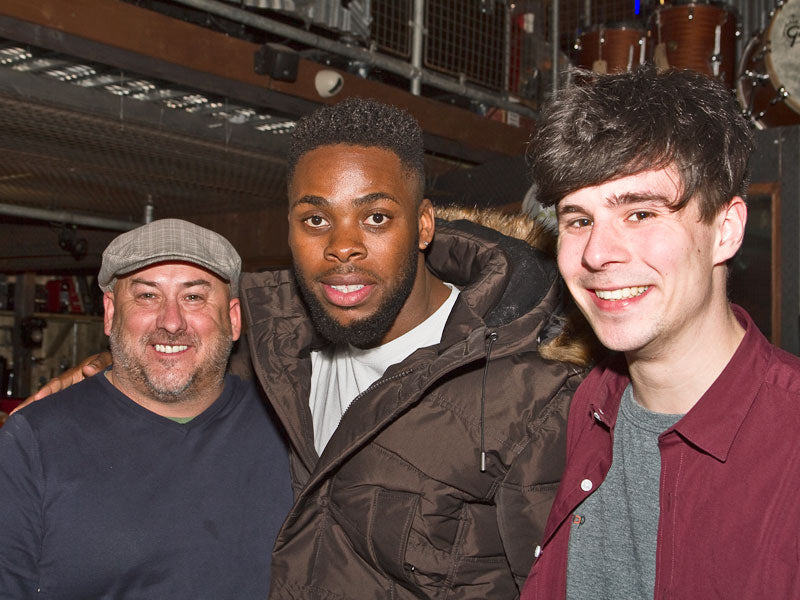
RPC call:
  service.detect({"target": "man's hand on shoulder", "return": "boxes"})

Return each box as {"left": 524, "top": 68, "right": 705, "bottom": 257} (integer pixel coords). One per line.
{"left": 12, "top": 352, "right": 112, "bottom": 414}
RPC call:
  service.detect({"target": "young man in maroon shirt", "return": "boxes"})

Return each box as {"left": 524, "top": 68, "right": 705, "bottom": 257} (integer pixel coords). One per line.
{"left": 522, "top": 66, "right": 800, "bottom": 599}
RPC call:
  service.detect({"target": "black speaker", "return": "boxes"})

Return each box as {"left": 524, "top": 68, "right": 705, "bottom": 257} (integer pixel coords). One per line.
{"left": 254, "top": 43, "right": 299, "bottom": 82}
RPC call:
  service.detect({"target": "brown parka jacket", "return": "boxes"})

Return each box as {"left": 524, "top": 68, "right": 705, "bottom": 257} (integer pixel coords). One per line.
{"left": 239, "top": 217, "right": 587, "bottom": 599}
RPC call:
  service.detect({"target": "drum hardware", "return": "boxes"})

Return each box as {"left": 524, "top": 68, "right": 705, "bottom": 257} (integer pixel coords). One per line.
{"left": 710, "top": 24, "right": 722, "bottom": 76}
{"left": 741, "top": 69, "right": 772, "bottom": 83}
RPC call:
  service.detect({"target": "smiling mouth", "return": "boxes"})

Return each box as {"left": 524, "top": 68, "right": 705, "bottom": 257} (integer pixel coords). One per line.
{"left": 595, "top": 286, "right": 649, "bottom": 301}
{"left": 154, "top": 344, "right": 188, "bottom": 354}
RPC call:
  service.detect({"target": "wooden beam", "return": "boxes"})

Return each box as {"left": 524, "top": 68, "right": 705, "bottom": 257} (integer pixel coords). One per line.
{"left": 0, "top": 0, "right": 532, "bottom": 160}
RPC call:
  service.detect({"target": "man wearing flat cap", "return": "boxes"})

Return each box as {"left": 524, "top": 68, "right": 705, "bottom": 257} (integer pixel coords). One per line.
{"left": 0, "top": 219, "right": 293, "bottom": 598}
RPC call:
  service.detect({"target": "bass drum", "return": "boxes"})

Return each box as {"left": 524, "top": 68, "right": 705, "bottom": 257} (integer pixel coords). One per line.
{"left": 649, "top": 1, "right": 738, "bottom": 88}
{"left": 737, "top": 0, "right": 800, "bottom": 128}
{"left": 576, "top": 22, "right": 646, "bottom": 74}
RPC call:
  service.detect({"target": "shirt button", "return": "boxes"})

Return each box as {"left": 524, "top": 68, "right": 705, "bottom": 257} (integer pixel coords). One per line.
{"left": 580, "top": 479, "right": 593, "bottom": 492}
{"left": 534, "top": 545, "right": 542, "bottom": 558}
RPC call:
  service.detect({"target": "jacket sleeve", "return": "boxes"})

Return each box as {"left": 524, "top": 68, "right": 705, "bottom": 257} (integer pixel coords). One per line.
{"left": 0, "top": 414, "right": 44, "bottom": 599}
{"left": 494, "top": 381, "right": 573, "bottom": 589}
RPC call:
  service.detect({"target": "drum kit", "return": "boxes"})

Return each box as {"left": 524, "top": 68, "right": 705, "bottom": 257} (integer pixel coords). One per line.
{"left": 572, "top": 0, "right": 800, "bottom": 128}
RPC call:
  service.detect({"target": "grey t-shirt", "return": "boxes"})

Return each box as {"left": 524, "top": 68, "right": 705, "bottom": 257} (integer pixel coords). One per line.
{"left": 566, "top": 384, "right": 683, "bottom": 600}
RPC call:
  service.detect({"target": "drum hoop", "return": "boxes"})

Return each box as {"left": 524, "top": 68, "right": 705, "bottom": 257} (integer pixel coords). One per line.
{"left": 582, "top": 22, "right": 645, "bottom": 34}
{"left": 735, "top": 34, "right": 762, "bottom": 111}
{"left": 654, "top": 1, "right": 736, "bottom": 19}
{"left": 658, "top": 0, "right": 734, "bottom": 9}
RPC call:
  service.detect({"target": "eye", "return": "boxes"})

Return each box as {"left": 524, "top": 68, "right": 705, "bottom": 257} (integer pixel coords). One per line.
{"left": 136, "top": 292, "right": 157, "bottom": 300}
{"left": 184, "top": 294, "right": 204, "bottom": 302}
{"left": 627, "top": 211, "right": 654, "bottom": 222}
{"left": 303, "top": 215, "right": 328, "bottom": 228}
{"left": 564, "top": 217, "right": 592, "bottom": 229}
{"left": 364, "top": 213, "right": 389, "bottom": 226}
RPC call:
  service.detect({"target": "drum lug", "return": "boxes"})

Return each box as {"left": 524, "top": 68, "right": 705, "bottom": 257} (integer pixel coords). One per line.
{"left": 769, "top": 87, "right": 790, "bottom": 106}
{"left": 742, "top": 69, "right": 771, "bottom": 84}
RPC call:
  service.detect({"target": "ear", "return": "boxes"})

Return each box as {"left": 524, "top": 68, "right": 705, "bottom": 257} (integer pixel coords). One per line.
{"left": 714, "top": 196, "right": 747, "bottom": 265}
{"left": 417, "top": 198, "right": 436, "bottom": 250}
{"left": 229, "top": 297, "right": 242, "bottom": 342}
{"left": 103, "top": 291, "right": 116, "bottom": 337}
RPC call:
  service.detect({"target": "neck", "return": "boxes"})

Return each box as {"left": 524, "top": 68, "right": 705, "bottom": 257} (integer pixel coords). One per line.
{"left": 379, "top": 265, "right": 451, "bottom": 346}
{"left": 626, "top": 304, "right": 745, "bottom": 414}
{"left": 105, "top": 369, "right": 223, "bottom": 419}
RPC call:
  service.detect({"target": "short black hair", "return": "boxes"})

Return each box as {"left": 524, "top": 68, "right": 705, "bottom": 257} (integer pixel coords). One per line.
{"left": 288, "top": 97, "right": 425, "bottom": 200}
{"left": 529, "top": 66, "right": 754, "bottom": 222}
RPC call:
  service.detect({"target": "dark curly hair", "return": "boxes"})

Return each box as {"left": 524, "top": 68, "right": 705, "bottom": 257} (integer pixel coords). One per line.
{"left": 288, "top": 97, "right": 425, "bottom": 200}
{"left": 528, "top": 66, "right": 754, "bottom": 222}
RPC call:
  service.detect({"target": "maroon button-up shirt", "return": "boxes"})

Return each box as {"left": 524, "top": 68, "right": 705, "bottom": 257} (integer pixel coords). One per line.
{"left": 522, "top": 306, "right": 800, "bottom": 599}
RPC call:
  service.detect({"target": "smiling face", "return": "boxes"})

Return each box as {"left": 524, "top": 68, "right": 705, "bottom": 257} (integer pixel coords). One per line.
{"left": 288, "top": 144, "right": 435, "bottom": 348}
{"left": 103, "top": 262, "right": 241, "bottom": 413}
{"left": 556, "top": 168, "right": 744, "bottom": 359}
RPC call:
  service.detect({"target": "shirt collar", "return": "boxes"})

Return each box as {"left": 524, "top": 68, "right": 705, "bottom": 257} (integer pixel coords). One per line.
{"left": 588, "top": 353, "right": 631, "bottom": 429}
{"left": 667, "top": 305, "right": 772, "bottom": 461}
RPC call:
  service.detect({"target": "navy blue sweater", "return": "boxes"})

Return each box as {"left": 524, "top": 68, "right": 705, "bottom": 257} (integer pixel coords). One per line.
{"left": 0, "top": 372, "right": 293, "bottom": 599}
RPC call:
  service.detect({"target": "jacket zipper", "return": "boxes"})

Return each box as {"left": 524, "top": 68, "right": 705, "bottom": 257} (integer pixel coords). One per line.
{"left": 339, "top": 368, "right": 415, "bottom": 421}
{"left": 480, "top": 331, "right": 498, "bottom": 472}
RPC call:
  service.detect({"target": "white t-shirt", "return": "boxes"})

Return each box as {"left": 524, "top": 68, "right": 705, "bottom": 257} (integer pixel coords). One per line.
{"left": 309, "top": 283, "right": 460, "bottom": 455}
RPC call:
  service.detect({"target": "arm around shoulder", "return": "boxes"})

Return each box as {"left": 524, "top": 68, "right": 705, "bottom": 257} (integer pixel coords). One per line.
{"left": 12, "top": 351, "right": 111, "bottom": 414}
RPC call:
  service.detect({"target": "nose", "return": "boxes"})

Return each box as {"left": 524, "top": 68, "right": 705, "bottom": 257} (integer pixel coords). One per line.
{"left": 324, "top": 222, "right": 366, "bottom": 263}
{"left": 581, "top": 221, "right": 629, "bottom": 271}
{"left": 156, "top": 298, "right": 187, "bottom": 334}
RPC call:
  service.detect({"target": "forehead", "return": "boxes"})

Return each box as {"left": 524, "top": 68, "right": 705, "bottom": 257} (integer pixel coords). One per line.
{"left": 289, "top": 144, "right": 416, "bottom": 201}
{"left": 116, "top": 262, "right": 227, "bottom": 290}
{"left": 558, "top": 168, "right": 683, "bottom": 213}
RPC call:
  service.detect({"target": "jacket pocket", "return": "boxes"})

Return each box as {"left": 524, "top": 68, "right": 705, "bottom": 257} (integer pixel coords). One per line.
{"left": 368, "top": 488, "right": 421, "bottom": 584}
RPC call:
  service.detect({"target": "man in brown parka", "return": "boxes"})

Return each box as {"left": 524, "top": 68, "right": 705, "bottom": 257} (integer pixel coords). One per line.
{"left": 240, "top": 98, "right": 589, "bottom": 599}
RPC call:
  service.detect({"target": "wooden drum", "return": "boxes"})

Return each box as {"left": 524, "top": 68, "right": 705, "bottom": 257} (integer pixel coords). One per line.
{"left": 650, "top": 1, "right": 738, "bottom": 88}
{"left": 576, "top": 23, "right": 646, "bottom": 74}
{"left": 737, "top": 0, "right": 800, "bottom": 128}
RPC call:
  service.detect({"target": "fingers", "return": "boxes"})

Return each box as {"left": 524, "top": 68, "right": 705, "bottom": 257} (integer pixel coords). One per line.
{"left": 81, "top": 351, "right": 112, "bottom": 377}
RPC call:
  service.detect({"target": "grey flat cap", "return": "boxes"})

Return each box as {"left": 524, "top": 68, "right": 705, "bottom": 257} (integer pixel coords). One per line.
{"left": 98, "top": 219, "right": 241, "bottom": 296}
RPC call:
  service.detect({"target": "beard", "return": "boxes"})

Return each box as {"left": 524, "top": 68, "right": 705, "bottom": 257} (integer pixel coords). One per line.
{"left": 109, "top": 320, "right": 233, "bottom": 404}
{"left": 294, "top": 243, "right": 420, "bottom": 349}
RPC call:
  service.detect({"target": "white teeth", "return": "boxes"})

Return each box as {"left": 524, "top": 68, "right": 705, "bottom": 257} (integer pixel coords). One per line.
{"left": 155, "top": 344, "right": 188, "bottom": 354}
{"left": 331, "top": 284, "right": 365, "bottom": 293}
{"left": 595, "top": 286, "right": 649, "bottom": 301}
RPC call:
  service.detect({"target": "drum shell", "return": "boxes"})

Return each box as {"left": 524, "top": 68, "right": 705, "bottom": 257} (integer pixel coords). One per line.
{"left": 577, "top": 26, "right": 646, "bottom": 73}
{"left": 650, "top": 3, "right": 737, "bottom": 88}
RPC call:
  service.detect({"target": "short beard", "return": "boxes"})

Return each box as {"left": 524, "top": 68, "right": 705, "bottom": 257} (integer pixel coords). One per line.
{"left": 294, "top": 243, "right": 420, "bottom": 349}
{"left": 109, "top": 322, "right": 232, "bottom": 404}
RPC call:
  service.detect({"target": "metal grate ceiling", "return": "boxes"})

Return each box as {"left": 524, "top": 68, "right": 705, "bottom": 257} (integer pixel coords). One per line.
{"left": 0, "top": 93, "right": 289, "bottom": 219}
{"left": 0, "top": 38, "right": 299, "bottom": 272}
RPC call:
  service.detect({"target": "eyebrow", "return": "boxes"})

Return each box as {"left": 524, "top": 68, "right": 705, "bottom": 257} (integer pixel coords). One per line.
{"left": 557, "top": 192, "right": 674, "bottom": 217}
{"left": 290, "top": 192, "right": 399, "bottom": 210}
